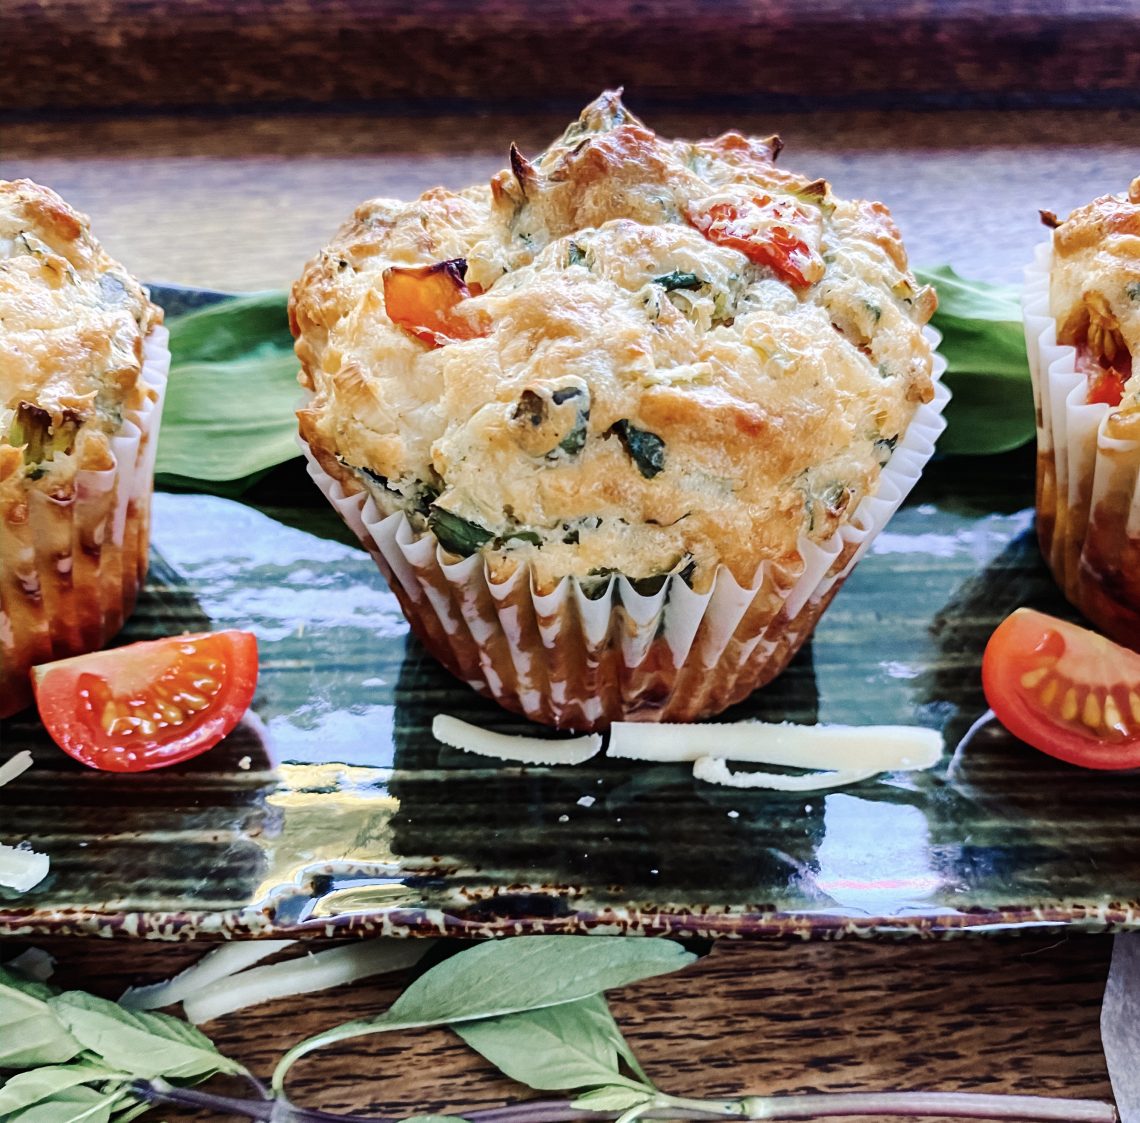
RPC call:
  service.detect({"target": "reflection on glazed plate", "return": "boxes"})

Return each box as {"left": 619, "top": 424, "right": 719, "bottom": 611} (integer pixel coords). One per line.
{"left": 1, "top": 286, "right": 1139, "bottom": 940}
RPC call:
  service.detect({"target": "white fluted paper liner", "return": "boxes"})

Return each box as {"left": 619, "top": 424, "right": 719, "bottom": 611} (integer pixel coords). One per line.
{"left": 304, "top": 334, "right": 947, "bottom": 729}
{"left": 1023, "top": 243, "right": 1140, "bottom": 646}
{"left": 0, "top": 326, "right": 170, "bottom": 715}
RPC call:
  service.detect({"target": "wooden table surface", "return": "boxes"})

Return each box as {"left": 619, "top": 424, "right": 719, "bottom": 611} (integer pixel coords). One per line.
{"left": 3, "top": 101, "right": 1138, "bottom": 1121}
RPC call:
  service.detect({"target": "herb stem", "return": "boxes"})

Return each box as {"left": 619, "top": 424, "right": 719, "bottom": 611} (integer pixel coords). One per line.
{"left": 135, "top": 1084, "right": 1117, "bottom": 1123}
{"left": 136, "top": 1079, "right": 278, "bottom": 1121}
{"left": 727, "top": 1092, "right": 1117, "bottom": 1120}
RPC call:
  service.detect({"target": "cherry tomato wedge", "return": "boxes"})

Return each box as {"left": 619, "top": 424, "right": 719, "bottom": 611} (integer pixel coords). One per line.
{"left": 383, "top": 259, "right": 487, "bottom": 348}
{"left": 31, "top": 631, "right": 258, "bottom": 772}
{"left": 981, "top": 608, "right": 1140, "bottom": 770}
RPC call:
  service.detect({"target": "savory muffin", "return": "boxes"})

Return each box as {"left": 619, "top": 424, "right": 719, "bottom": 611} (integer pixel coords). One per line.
{"left": 293, "top": 93, "right": 946, "bottom": 728}
{"left": 0, "top": 179, "right": 168, "bottom": 717}
{"left": 1028, "top": 177, "right": 1139, "bottom": 648}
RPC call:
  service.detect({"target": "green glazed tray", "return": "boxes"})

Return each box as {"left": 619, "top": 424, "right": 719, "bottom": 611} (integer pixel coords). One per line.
{"left": 1, "top": 287, "right": 1138, "bottom": 942}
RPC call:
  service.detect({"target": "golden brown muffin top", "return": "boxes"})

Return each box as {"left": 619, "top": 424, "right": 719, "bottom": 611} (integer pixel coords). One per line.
{"left": 0, "top": 179, "right": 162, "bottom": 493}
{"left": 292, "top": 93, "right": 936, "bottom": 593}
{"left": 1048, "top": 176, "right": 1140, "bottom": 441}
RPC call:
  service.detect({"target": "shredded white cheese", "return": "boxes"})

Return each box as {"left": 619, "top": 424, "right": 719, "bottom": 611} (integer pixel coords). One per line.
{"left": 0, "top": 843, "right": 49, "bottom": 893}
{"left": 0, "top": 751, "right": 33, "bottom": 789}
{"left": 0, "top": 754, "right": 49, "bottom": 892}
{"left": 692, "top": 758, "right": 884, "bottom": 791}
{"left": 120, "top": 938, "right": 298, "bottom": 1011}
{"left": 432, "top": 714, "right": 602, "bottom": 766}
{"left": 181, "top": 938, "right": 433, "bottom": 1025}
{"left": 608, "top": 721, "right": 943, "bottom": 772}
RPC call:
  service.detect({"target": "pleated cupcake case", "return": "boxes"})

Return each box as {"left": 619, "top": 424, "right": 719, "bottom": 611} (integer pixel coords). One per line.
{"left": 304, "top": 331, "right": 948, "bottom": 730}
{"left": 1024, "top": 243, "right": 1140, "bottom": 645}
{"left": 0, "top": 326, "right": 170, "bottom": 714}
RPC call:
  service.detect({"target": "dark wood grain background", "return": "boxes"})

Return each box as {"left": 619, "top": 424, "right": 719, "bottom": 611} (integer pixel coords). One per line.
{"left": 5, "top": 0, "right": 1140, "bottom": 117}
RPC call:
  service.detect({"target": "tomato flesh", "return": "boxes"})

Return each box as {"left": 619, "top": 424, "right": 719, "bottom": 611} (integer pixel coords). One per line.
{"left": 32, "top": 631, "right": 258, "bottom": 772}
{"left": 685, "top": 195, "right": 825, "bottom": 288}
{"left": 981, "top": 608, "right": 1140, "bottom": 770}
{"left": 383, "top": 259, "right": 487, "bottom": 348}
{"left": 1077, "top": 343, "right": 1130, "bottom": 407}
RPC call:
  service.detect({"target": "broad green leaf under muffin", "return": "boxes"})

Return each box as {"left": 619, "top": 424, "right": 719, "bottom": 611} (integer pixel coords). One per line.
{"left": 915, "top": 266, "right": 1033, "bottom": 455}
{"left": 154, "top": 291, "right": 298, "bottom": 489}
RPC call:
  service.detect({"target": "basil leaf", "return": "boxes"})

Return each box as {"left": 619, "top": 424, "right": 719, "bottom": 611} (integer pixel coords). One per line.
{"left": 572, "top": 1086, "right": 656, "bottom": 1111}
{"left": 429, "top": 508, "right": 493, "bottom": 556}
{"left": 48, "top": 991, "right": 245, "bottom": 1081}
{"left": 156, "top": 292, "right": 300, "bottom": 492}
{"left": 453, "top": 993, "right": 652, "bottom": 1093}
{"left": 917, "top": 266, "right": 1033, "bottom": 455}
{"left": 0, "top": 1064, "right": 120, "bottom": 1114}
{"left": 611, "top": 421, "right": 666, "bottom": 478}
{"left": 3, "top": 1085, "right": 126, "bottom": 1123}
{"left": 273, "top": 936, "right": 694, "bottom": 1091}
{"left": 0, "top": 971, "right": 83, "bottom": 1067}
{"left": 386, "top": 937, "right": 692, "bottom": 1027}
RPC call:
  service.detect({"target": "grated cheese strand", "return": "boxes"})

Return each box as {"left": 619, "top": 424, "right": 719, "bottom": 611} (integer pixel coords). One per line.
{"left": 182, "top": 938, "right": 433, "bottom": 1025}
{"left": 692, "top": 757, "right": 883, "bottom": 791}
{"left": 608, "top": 721, "right": 942, "bottom": 772}
{"left": 0, "top": 843, "right": 49, "bottom": 893}
{"left": 432, "top": 714, "right": 602, "bottom": 766}
{"left": 120, "top": 938, "right": 298, "bottom": 1011}
{"left": 0, "top": 751, "right": 34, "bottom": 789}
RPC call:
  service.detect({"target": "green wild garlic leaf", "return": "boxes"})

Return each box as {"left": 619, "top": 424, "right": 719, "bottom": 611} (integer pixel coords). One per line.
{"left": 653, "top": 271, "right": 703, "bottom": 292}
{"left": 453, "top": 992, "right": 653, "bottom": 1094}
{"left": 917, "top": 266, "right": 1033, "bottom": 455}
{"left": 429, "top": 508, "right": 494, "bottom": 556}
{"left": 156, "top": 291, "right": 299, "bottom": 490}
{"left": 612, "top": 421, "right": 666, "bottom": 478}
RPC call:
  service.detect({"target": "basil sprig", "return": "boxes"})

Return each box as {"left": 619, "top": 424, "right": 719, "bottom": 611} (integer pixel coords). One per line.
{"left": 0, "top": 939, "right": 1114, "bottom": 1122}
{"left": 270, "top": 935, "right": 693, "bottom": 1091}
{"left": 0, "top": 966, "right": 246, "bottom": 1121}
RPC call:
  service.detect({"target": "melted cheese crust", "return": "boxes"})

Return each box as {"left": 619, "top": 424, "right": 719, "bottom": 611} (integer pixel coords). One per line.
{"left": 1050, "top": 176, "right": 1140, "bottom": 439}
{"left": 293, "top": 94, "right": 936, "bottom": 593}
{"left": 0, "top": 179, "right": 161, "bottom": 496}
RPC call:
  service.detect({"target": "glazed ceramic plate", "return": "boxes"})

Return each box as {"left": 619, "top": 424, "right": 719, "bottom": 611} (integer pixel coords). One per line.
{"left": 2, "top": 286, "right": 1138, "bottom": 941}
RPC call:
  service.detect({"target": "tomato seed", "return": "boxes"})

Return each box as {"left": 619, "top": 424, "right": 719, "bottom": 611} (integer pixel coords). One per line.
{"left": 1081, "top": 692, "right": 1102, "bottom": 730}
{"left": 1061, "top": 687, "right": 1079, "bottom": 722}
